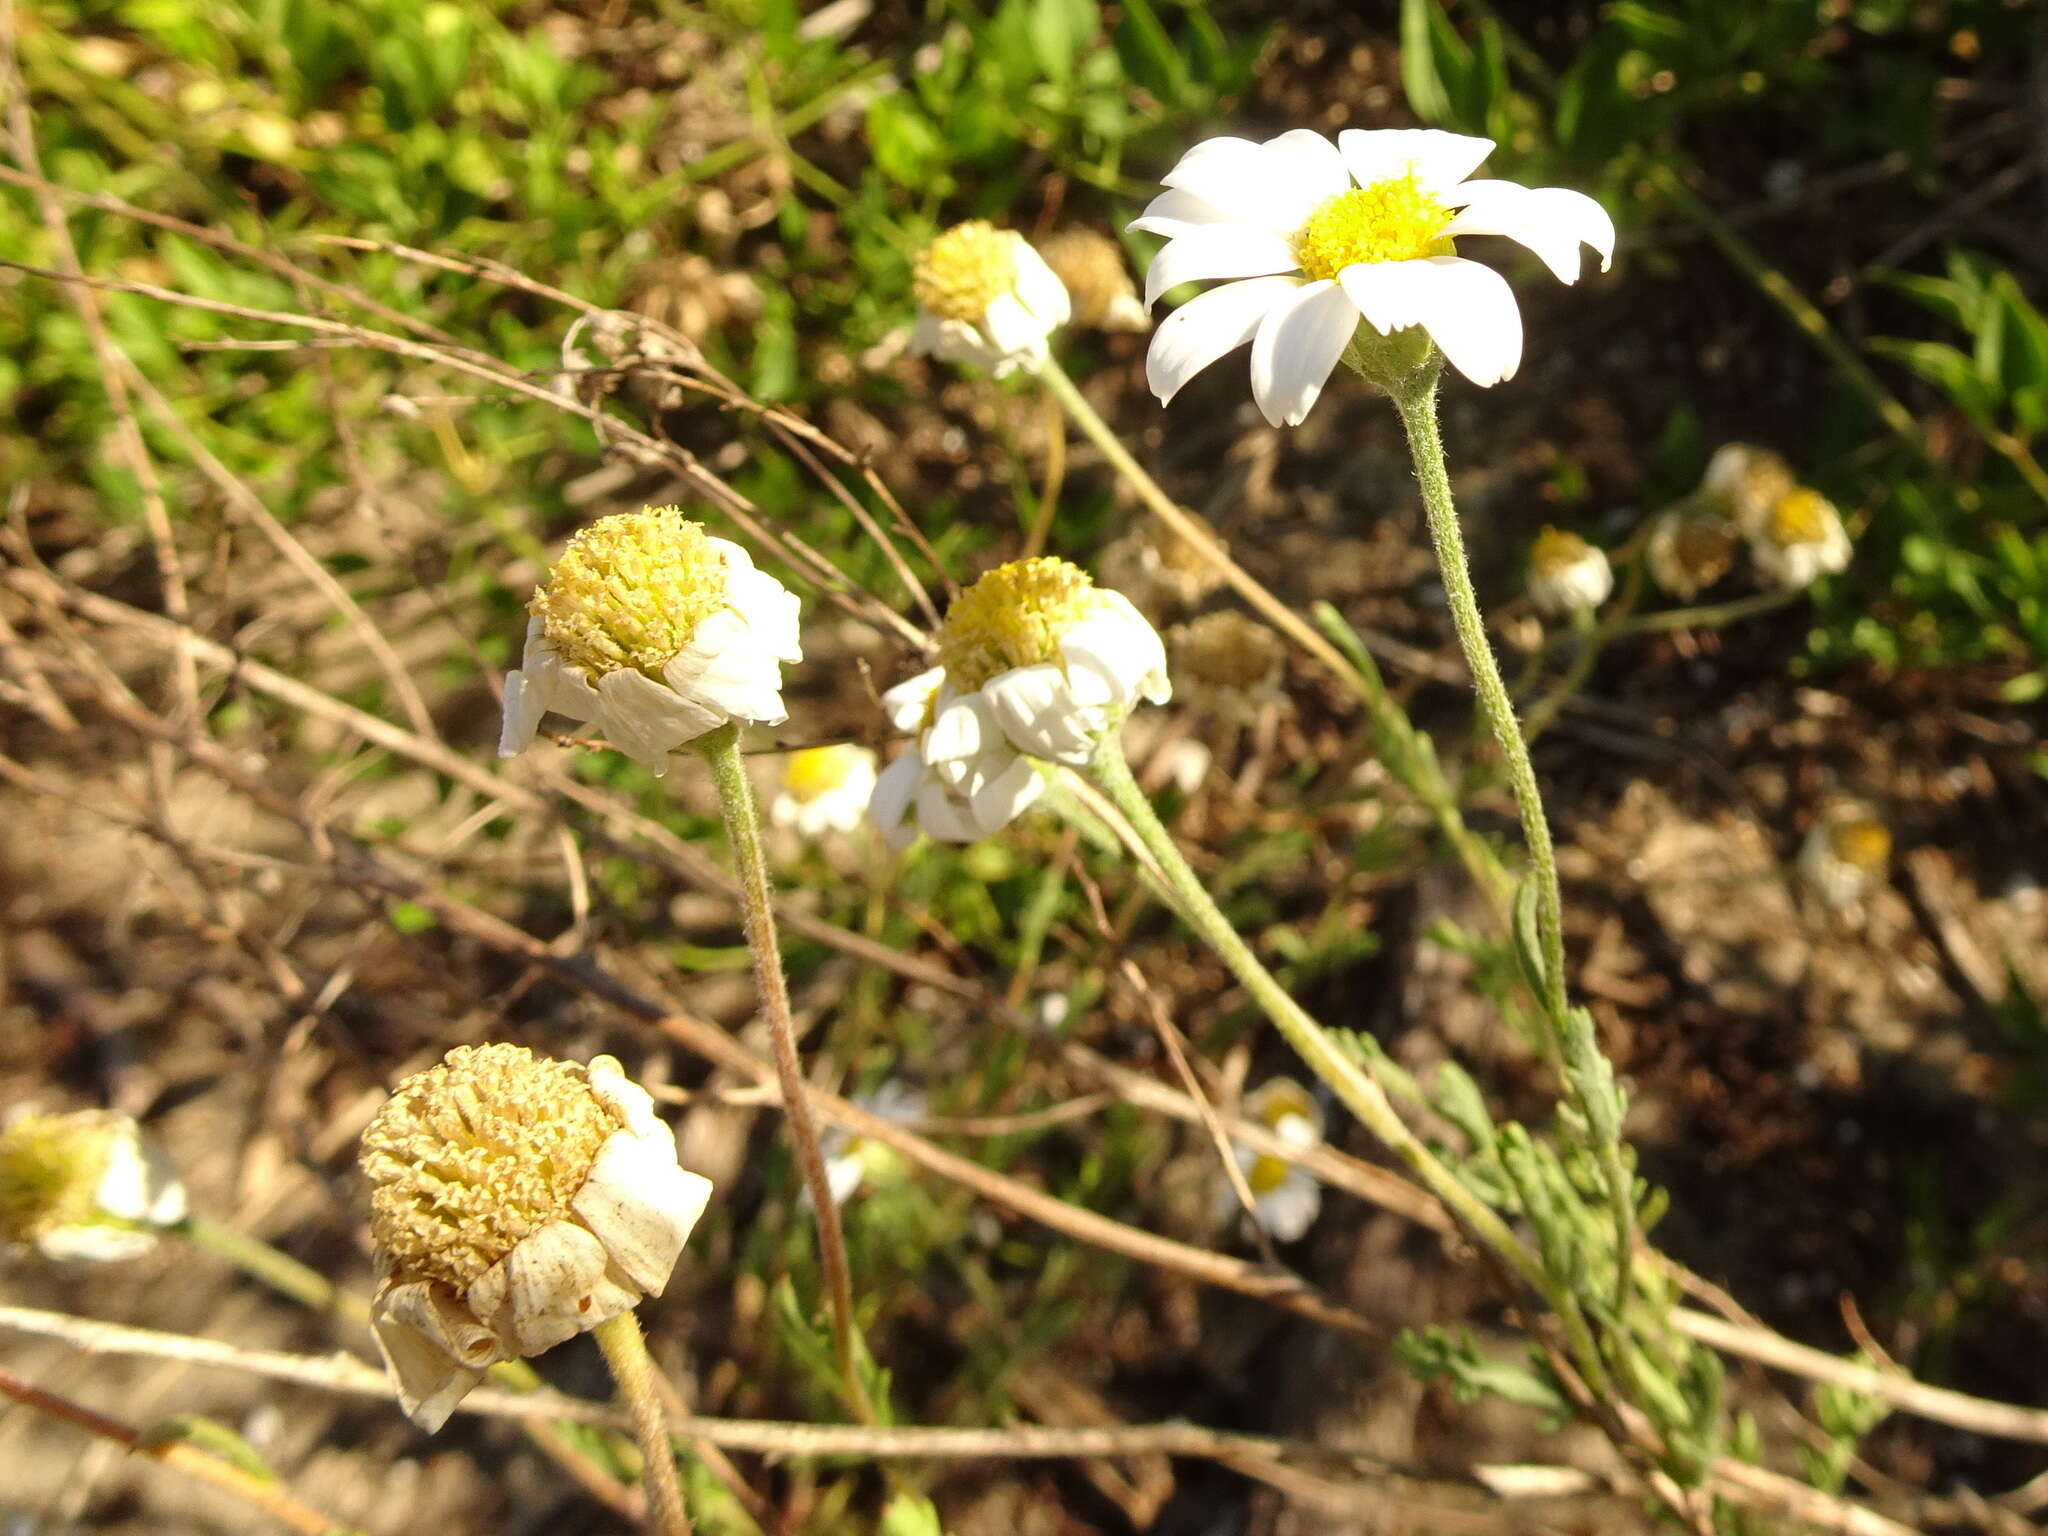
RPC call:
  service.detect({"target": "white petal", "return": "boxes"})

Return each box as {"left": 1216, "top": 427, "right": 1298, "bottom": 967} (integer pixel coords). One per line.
{"left": 1443, "top": 182, "right": 1616, "bottom": 283}
{"left": 968, "top": 752, "right": 1044, "bottom": 834}
{"left": 1252, "top": 129, "right": 1355, "bottom": 231}
{"left": 1127, "top": 187, "right": 1238, "bottom": 240}
{"left": 1337, "top": 128, "right": 1494, "bottom": 194}
{"left": 882, "top": 667, "right": 944, "bottom": 732}
{"left": 1010, "top": 238, "right": 1073, "bottom": 328}
{"left": 726, "top": 566, "right": 804, "bottom": 662}
{"left": 571, "top": 1133, "right": 711, "bottom": 1296}
{"left": 869, "top": 751, "right": 922, "bottom": 849}
{"left": 706, "top": 535, "right": 756, "bottom": 574}
{"left": 371, "top": 1279, "right": 502, "bottom": 1432}
{"left": 1144, "top": 228, "right": 1300, "bottom": 308}
{"left": 1346, "top": 257, "right": 1522, "bottom": 387}
{"left": 593, "top": 668, "right": 723, "bottom": 769}
{"left": 983, "top": 664, "right": 1095, "bottom": 762}
{"left": 468, "top": 1219, "right": 636, "bottom": 1358}
{"left": 1144, "top": 275, "right": 1301, "bottom": 406}
{"left": 1248, "top": 278, "right": 1356, "bottom": 428}
{"left": 92, "top": 1121, "right": 187, "bottom": 1227}
{"left": 922, "top": 692, "right": 1002, "bottom": 778}
{"left": 824, "top": 1152, "right": 865, "bottom": 1206}
{"left": 980, "top": 291, "right": 1055, "bottom": 370}
{"left": 498, "top": 670, "right": 543, "bottom": 758}
{"left": 913, "top": 775, "right": 981, "bottom": 843}
{"left": 36, "top": 1223, "right": 158, "bottom": 1262}
{"left": 666, "top": 611, "right": 788, "bottom": 725}
{"left": 1254, "top": 1170, "right": 1322, "bottom": 1242}
{"left": 1158, "top": 135, "right": 1267, "bottom": 211}
{"left": 1063, "top": 598, "right": 1169, "bottom": 706}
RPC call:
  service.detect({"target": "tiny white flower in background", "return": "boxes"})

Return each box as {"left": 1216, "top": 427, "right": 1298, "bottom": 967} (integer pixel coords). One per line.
{"left": 499, "top": 507, "right": 802, "bottom": 774}
{"left": 1525, "top": 526, "right": 1614, "bottom": 617}
{"left": 910, "top": 220, "right": 1072, "bottom": 378}
{"left": 1227, "top": 1078, "right": 1324, "bottom": 1242}
{"left": 1750, "top": 488, "right": 1851, "bottom": 589}
{"left": 1036, "top": 229, "right": 1151, "bottom": 334}
{"left": 1698, "top": 443, "right": 1796, "bottom": 536}
{"left": 1131, "top": 128, "right": 1615, "bottom": 423}
{"left": 1798, "top": 808, "right": 1890, "bottom": 912}
{"left": 0, "top": 1109, "right": 187, "bottom": 1262}
{"left": 770, "top": 743, "right": 879, "bottom": 839}
{"left": 817, "top": 1083, "right": 927, "bottom": 1207}
{"left": 871, "top": 557, "right": 1169, "bottom": 848}
{"left": 1645, "top": 506, "right": 1737, "bottom": 599}
{"left": 359, "top": 1044, "right": 711, "bottom": 1432}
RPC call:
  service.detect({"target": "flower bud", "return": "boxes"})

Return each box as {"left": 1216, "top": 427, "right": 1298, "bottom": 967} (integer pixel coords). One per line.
{"left": 1749, "top": 488, "right": 1851, "bottom": 589}
{"left": 910, "top": 221, "right": 1071, "bottom": 377}
{"left": 1525, "top": 526, "right": 1614, "bottom": 617}
{"left": 0, "top": 1110, "right": 187, "bottom": 1262}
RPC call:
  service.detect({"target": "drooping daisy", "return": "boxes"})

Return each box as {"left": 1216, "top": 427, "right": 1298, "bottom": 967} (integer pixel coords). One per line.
{"left": 498, "top": 507, "right": 802, "bottom": 774}
{"left": 770, "top": 743, "right": 879, "bottom": 839}
{"left": 1131, "top": 128, "right": 1615, "bottom": 423}
{"left": 1525, "top": 526, "right": 1614, "bottom": 617}
{"left": 1645, "top": 506, "right": 1737, "bottom": 599}
{"left": 1798, "top": 808, "right": 1890, "bottom": 912}
{"left": 1228, "top": 1078, "right": 1324, "bottom": 1242}
{"left": 911, "top": 220, "right": 1072, "bottom": 378}
{"left": 0, "top": 1109, "right": 187, "bottom": 1263}
{"left": 1749, "top": 488, "right": 1851, "bottom": 590}
{"left": 1036, "top": 229, "right": 1150, "bottom": 334}
{"left": 871, "top": 558, "right": 1169, "bottom": 848}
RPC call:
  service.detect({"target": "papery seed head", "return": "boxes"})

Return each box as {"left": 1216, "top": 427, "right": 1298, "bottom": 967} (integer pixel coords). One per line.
{"left": 360, "top": 1045, "right": 618, "bottom": 1291}
{"left": 0, "top": 1113, "right": 117, "bottom": 1247}
{"left": 1673, "top": 513, "right": 1735, "bottom": 580}
{"left": 937, "top": 557, "right": 1108, "bottom": 692}
{"left": 1173, "top": 611, "right": 1284, "bottom": 695}
{"left": 912, "top": 221, "right": 1019, "bottom": 324}
{"left": 1292, "top": 173, "right": 1451, "bottom": 284}
{"left": 1036, "top": 230, "right": 1141, "bottom": 330}
{"left": 530, "top": 508, "right": 729, "bottom": 681}
{"left": 1767, "top": 488, "right": 1834, "bottom": 548}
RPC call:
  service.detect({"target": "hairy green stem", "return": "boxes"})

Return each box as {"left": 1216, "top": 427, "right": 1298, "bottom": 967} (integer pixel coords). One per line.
{"left": 696, "top": 723, "right": 872, "bottom": 1423}
{"left": 593, "top": 1310, "right": 691, "bottom": 1536}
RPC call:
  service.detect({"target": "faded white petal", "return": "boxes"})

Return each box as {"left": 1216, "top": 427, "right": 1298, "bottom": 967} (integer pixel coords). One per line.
{"left": 665, "top": 611, "right": 789, "bottom": 725}
{"left": 869, "top": 750, "right": 923, "bottom": 850}
{"left": 371, "top": 1279, "right": 503, "bottom": 1432}
{"left": 984, "top": 664, "right": 1096, "bottom": 762}
{"left": 1010, "top": 238, "right": 1073, "bottom": 330}
{"left": 968, "top": 753, "right": 1044, "bottom": 832}
{"left": 922, "top": 692, "right": 1005, "bottom": 784}
{"left": 1443, "top": 181, "right": 1616, "bottom": 283}
{"left": 1145, "top": 275, "right": 1301, "bottom": 406}
{"left": 572, "top": 1134, "right": 712, "bottom": 1296}
{"left": 913, "top": 773, "right": 981, "bottom": 843}
{"left": 93, "top": 1122, "right": 187, "bottom": 1228}
{"left": 882, "top": 667, "right": 944, "bottom": 732}
{"left": 593, "top": 668, "right": 723, "bottom": 769}
{"left": 1248, "top": 278, "right": 1357, "bottom": 428}
{"left": 1143, "top": 228, "right": 1300, "bottom": 308}
{"left": 1337, "top": 128, "right": 1494, "bottom": 195}
{"left": 36, "top": 1223, "right": 158, "bottom": 1263}
{"left": 1253, "top": 1169, "right": 1322, "bottom": 1242}
{"left": 468, "top": 1219, "right": 636, "bottom": 1358}
{"left": 726, "top": 565, "right": 804, "bottom": 662}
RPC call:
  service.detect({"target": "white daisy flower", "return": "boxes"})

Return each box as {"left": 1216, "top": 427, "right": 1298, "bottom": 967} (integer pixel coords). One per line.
{"left": 770, "top": 743, "right": 879, "bottom": 839}
{"left": 1798, "top": 809, "right": 1889, "bottom": 912}
{"left": 1749, "top": 488, "right": 1851, "bottom": 590}
{"left": 1698, "top": 443, "right": 1796, "bottom": 536}
{"left": 498, "top": 507, "right": 802, "bottom": 774}
{"left": 0, "top": 1109, "right": 188, "bottom": 1263}
{"left": 1228, "top": 1078, "right": 1324, "bottom": 1242}
{"left": 1131, "top": 128, "right": 1615, "bottom": 422}
{"left": 1644, "top": 506, "right": 1737, "bottom": 599}
{"left": 871, "top": 558, "right": 1169, "bottom": 848}
{"left": 816, "top": 1083, "right": 926, "bottom": 1207}
{"left": 911, "top": 220, "right": 1072, "bottom": 378}
{"left": 1526, "top": 526, "right": 1614, "bottom": 617}
{"left": 359, "top": 1044, "right": 711, "bottom": 1432}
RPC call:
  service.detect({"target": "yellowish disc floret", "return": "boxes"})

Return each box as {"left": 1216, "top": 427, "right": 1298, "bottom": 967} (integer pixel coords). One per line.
{"left": 912, "top": 221, "right": 1018, "bottom": 324}
{"left": 1828, "top": 816, "right": 1891, "bottom": 874}
{"left": 529, "top": 507, "right": 729, "bottom": 680}
{"left": 360, "top": 1044, "right": 618, "bottom": 1292}
{"left": 1768, "top": 488, "right": 1831, "bottom": 547}
{"left": 1292, "top": 173, "right": 1452, "bottom": 284}
{"left": 782, "top": 744, "right": 861, "bottom": 802}
{"left": 1531, "top": 526, "right": 1594, "bottom": 577}
{"left": 0, "top": 1114, "right": 110, "bottom": 1245}
{"left": 937, "top": 556, "right": 1109, "bottom": 692}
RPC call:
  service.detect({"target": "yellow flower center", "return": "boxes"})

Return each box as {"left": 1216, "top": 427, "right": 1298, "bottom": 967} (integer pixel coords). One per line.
{"left": 912, "top": 221, "right": 1018, "bottom": 324}
{"left": 530, "top": 507, "right": 728, "bottom": 681}
{"left": 0, "top": 1113, "right": 113, "bottom": 1244}
{"left": 1768, "top": 489, "right": 1831, "bottom": 548}
{"left": 1531, "top": 526, "right": 1593, "bottom": 578}
{"left": 1827, "top": 817, "right": 1890, "bottom": 873}
{"left": 1292, "top": 173, "right": 1451, "bottom": 284}
{"left": 937, "top": 556, "right": 1107, "bottom": 692}
{"left": 783, "top": 744, "right": 861, "bottom": 803}
{"left": 1247, "top": 1153, "right": 1292, "bottom": 1196}
{"left": 360, "top": 1044, "right": 618, "bottom": 1291}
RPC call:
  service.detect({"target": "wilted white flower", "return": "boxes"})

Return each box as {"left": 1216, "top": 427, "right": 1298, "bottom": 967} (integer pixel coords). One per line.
{"left": 911, "top": 220, "right": 1071, "bottom": 377}
{"left": 1170, "top": 610, "right": 1288, "bottom": 724}
{"left": 499, "top": 507, "right": 802, "bottom": 773}
{"left": 1228, "top": 1078, "right": 1323, "bottom": 1242}
{"left": 770, "top": 743, "right": 879, "bottom": 838}
{"left": 1525, "top": 526, "right": 1614, "bottom": 617}
{"left": 1645, "top": 506, "right": 1738, "bottom": 599}
{"left": 818, "top": 1083, "right": 927, "bottom": 1207}
{"left": 0, "top": 1110, "right": 187, "bottom": 1262}
{"left": 1750, "top": 488, "right": 1851, "bottom": 589}
{"left": 1036, "top": 229, "right": 1150, "bottom": 333}
{"left": 359, "top": 1044, "right": 711, "bottom": 1432}
{"left": 1096, "top": 509, "right": 1229, "bottom": 615}
{"left": 1131, "top": 128, "right": 1614, "bottom": 421}
{"left": 1699, "top": 443, "right": 1796, "bottom": 535}
{"left": 871, "top": 558, "right": 1169, "bottom": 848}
{"left": 1798, "top": 809, "right": 1890, "bottom": 911}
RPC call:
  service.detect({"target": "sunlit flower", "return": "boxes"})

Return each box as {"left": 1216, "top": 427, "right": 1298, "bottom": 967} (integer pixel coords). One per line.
{"left": 359, "top": 1044, "right": 711, "bottom": 1432}
{"left": 1131, "top": 128, "right": 1614, "bottom": 421}
{"left": 911, "top": 221, "right": 1071, "bottom": 377}
{"left": 1036, "top": 230, "right": 1150, "bottom": 333}
{"left": 1525, "top": 527, "right": 1614, "bottom": 617}
{"left": 817, "top": 1083, "right": 926, "bottom": 1207}
{"left": 1645, "top": 506, "right": 1737, "bottom": 599}
{"left": 770, "top": 743, "right": 879, "bottom": 839}
{"left": 1228, "top": 1079, "right": 1323, "bottom": 1241}
{"left": 0, "top": 1110, "right": 187, "bottom": 1262}
{"left": 1171, "top": 610, "right": 1287, "bottom": 723}
{"left": 1798, "top": 808, "right": 1890, "bottom": 911}
{"left": 1749, "top": 488, "right": 1851, "bottom": 589}
{"left": 499, "top": 507, "right": 802, "bottom": 773}
{"left": 871, "top": 558, "right": 1169, "bottom": 847}
{"left": 1698, "top": 443, "right": 1796, "bottom": 535}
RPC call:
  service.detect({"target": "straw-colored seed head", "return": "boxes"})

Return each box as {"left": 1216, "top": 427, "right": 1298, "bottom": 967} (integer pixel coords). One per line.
{"left": 0, "top": 1114, "right": 113, "bottom": 1246}
{"left": 913, "top": 221, "right": 1019, "bottom": 324}
{"left": 938, "top": 557, "right": 1107, "bottom": 692}
{"left": 529, "top": 507, "right": 729, "bottom": 681}
{"left": 361, "top": 1045, "right": 617, "bottom": 1291}
{"left": 1036, "top": 230, "right": 1144, "bottom": 330}
{"left": 1173, "top": 611, "right": 1284, "bottom": 695}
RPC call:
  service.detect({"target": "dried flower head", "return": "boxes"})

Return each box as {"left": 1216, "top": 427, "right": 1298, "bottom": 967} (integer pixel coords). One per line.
{"left": 1645, "top": 506, "right": 1737, "bottom": 599}
{"left": 910, "top": 221, "right": 1071, "bottom": 377}
{"left": 499, "top": 507, "right": 801, "bottom": 772}
{"left": 1699, "top": 443, "right": 1796, "bottom": 535}
{"left": 0, "top": 1110, "right": 187, "bottom": 1262}
{"left": 1525, "top": 526, "right": 1614, "bottom": 617}
{"left": 1098, "top": 511, "right": 1229, "bottom": 614}
{"left": 1171, "top": 610, "right": 1287, "bottom": 723}
{"left": 360, "top": 1044, "right": 711, "bottom": 1431}
{"left": 1035, "top": 230, "right": 1149, "bottom": 333}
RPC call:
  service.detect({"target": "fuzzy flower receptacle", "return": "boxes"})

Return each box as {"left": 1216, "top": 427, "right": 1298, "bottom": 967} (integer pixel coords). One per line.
{"left": 359, "top": 1044, "right": 711, "bottom": 1432}
{"left": 1526, "top": 527, "right": 1614, "bottom": 617}
{"left": 870, "top": 557, "right": 1168, "bottom": 848}
{"left": 1229, "top": 1079, "right": 1324, "bottom": 1242}
{"left": 911, "top": 221, "right": 1071, "bottom": 378}
{"left": 1131, "top": 128, "right": 1614, "bottom": 423}
{"left": 498, "top": 507, "right": 801, "bottom": 773}
{"left": 0, "top": 1110, "right": 187, "bottom": 1262}
{"left": 771, "top": 743, "right": 879, "bottom": 839}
